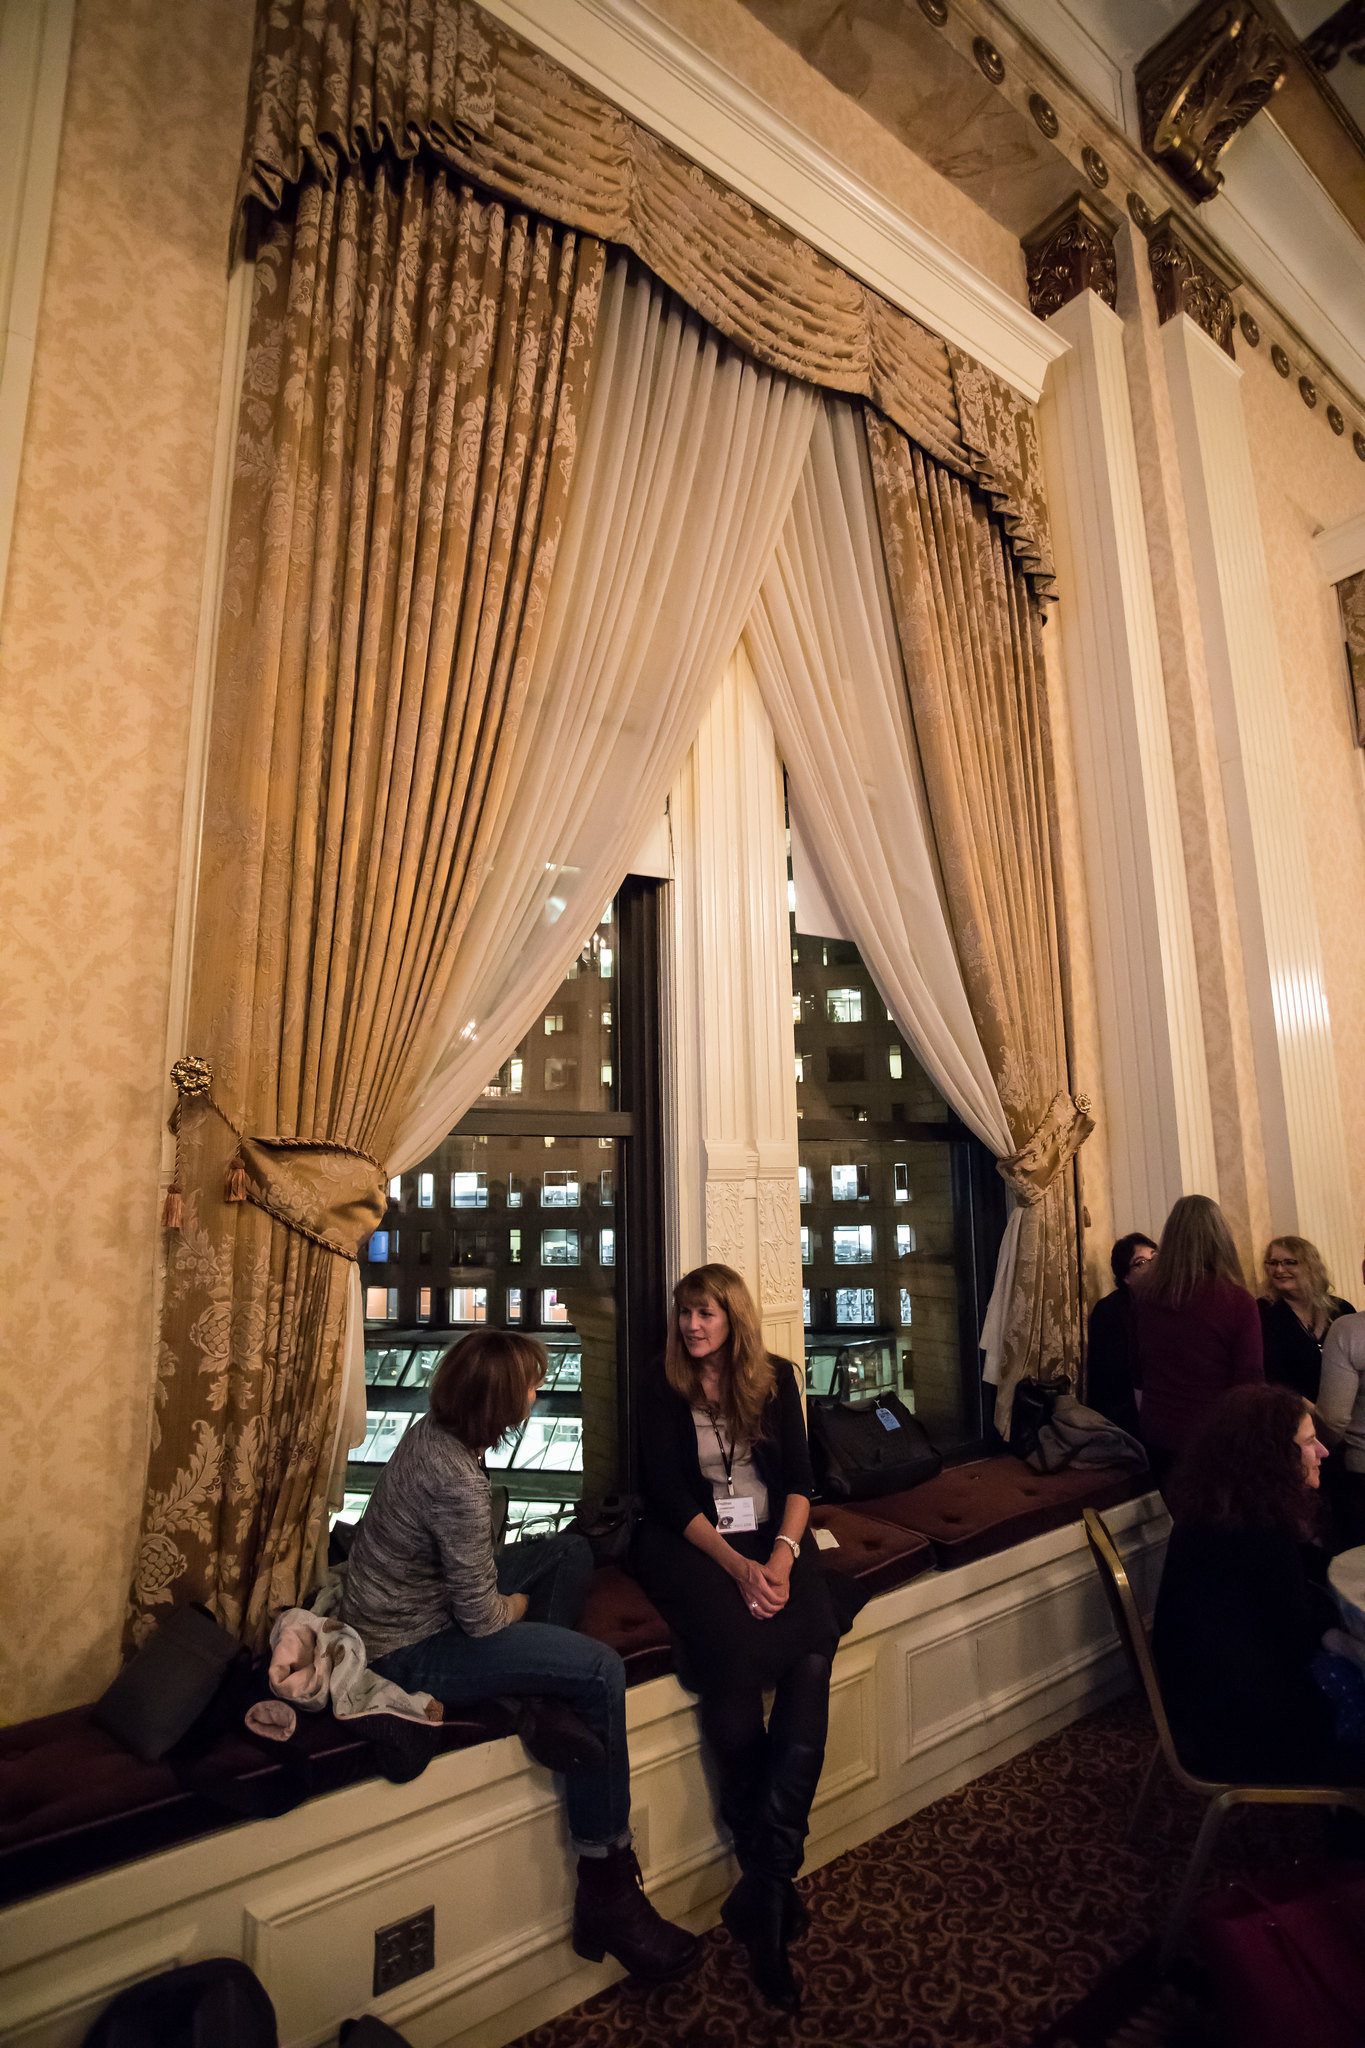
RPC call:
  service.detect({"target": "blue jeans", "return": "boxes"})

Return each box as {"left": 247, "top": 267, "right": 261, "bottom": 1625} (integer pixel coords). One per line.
{"left": 372, "top": 1531, "right": 629, "bottom": 1849}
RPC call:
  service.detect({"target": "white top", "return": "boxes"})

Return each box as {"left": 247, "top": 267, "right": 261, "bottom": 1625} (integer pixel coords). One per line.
{"left": 693, "top": 1406, "right": 769, "bottom": 1524}
{"left": 1320, "top": 1310, "right": 1365, "bottom": 1475}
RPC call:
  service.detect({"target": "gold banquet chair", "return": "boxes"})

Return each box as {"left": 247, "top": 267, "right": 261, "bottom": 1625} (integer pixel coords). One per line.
{"left": 1082, "top": 1507, "right": 1365, "bottom": 1970}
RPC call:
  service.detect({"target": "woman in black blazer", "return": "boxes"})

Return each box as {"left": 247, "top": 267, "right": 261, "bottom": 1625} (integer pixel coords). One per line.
{"left": 635, "top": 1263, "right": 844, "bottom": 2012}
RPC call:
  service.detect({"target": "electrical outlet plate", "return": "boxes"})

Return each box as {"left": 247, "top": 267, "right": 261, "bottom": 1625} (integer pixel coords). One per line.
{"left": 373, "top": 1905, "right": 435, "bottom": 1996}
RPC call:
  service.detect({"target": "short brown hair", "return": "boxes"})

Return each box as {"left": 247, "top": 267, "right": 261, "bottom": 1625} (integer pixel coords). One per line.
{"left": 429, "top": 1329, "right": 546, "bottom": 1452}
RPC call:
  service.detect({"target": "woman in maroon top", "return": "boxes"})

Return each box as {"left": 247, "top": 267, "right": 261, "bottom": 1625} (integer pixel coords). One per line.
{"left": 1131, "top": 1194, "right": 1263, "bottom": 1491}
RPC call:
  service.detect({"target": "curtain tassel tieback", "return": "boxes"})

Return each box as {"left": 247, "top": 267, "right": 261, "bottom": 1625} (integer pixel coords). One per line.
{"left": 997, "top": 1090, "right": 1095, "bottom": 1205}
{"left": 163, "top": 1056, "right": 387, "bottom": 1259}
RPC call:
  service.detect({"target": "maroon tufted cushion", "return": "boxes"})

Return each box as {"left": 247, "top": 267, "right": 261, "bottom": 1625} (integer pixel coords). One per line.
{"left": 807, "top": 1505, "right": 935, "bottom": 1596}
{"left": 856, "top": 1457, "right": 1147, "bottom": 1568}
{"left": 577, "top": 1566, "right": 675, "bottom": 1684}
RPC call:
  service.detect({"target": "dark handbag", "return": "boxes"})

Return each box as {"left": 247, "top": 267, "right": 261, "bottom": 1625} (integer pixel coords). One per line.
{"left": 1008, "top": 1376, "right": 1064, "bottom": 1461}
{"left": 1195, "top": 1861, "right": 1365, "bottom": 2048}
{"left": 92, "top": 1602, "right": 240, "bottom": 1763}
{"left": 572, "top": 1492, "right": 643, "bottom": 1566}
{"left": 808, "top": 1378, "right": 941, "bottom": 1502}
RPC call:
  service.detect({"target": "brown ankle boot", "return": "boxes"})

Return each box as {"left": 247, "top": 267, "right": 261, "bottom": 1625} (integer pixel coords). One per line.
{"left": 571, "top": 1845, "right": 699, "bottom": 1982}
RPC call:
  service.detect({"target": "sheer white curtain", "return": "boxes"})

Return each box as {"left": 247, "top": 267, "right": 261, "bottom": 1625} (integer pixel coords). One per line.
{"left": 384, "top": 249, "right": 818, "bottom": 1165}
{"left": 744, "top": 397, "right": 1021, "bottom": 1383}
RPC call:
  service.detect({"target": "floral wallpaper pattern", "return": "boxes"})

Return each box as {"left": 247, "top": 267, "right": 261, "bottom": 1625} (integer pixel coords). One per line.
{"left": 0, "top": 0, "right": 256, "bottom": 1721}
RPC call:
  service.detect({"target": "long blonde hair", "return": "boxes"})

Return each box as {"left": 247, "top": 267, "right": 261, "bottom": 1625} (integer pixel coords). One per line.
{"left": 1139, "top": 1194, "right": 1245, "bottom": 1307}
{"left": 665, "top": 1263, "right": 775, "bottom": 1445}
{"left": 1261, "top": 1235, "right": 1336, "bottom": 1323}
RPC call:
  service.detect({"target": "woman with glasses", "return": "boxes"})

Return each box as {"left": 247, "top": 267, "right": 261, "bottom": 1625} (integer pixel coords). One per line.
{"left": 1153, "top": 1383, "right": 1364, "bottom": 1785}
{"left": 1258, "top": 1235, "right": 1354, "bottom": 1404}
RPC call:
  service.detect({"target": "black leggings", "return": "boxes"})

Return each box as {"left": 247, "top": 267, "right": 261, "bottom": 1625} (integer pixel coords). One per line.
{"left": 700, "top": 1650, "right": 832, "bottom": 1761}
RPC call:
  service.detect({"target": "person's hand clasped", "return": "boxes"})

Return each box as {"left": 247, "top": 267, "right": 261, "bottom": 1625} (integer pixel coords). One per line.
{"left": 734, "top": 1554, "right": 783, "bottom": 1619}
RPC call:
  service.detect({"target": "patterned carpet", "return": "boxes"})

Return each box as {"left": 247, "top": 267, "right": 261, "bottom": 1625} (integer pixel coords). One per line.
{"left": 510, "top": 1693, "right": 1320, "bottom": 2048}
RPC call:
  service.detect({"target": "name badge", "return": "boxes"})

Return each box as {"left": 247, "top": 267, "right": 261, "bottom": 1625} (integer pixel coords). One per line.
{"left": 717, "top": 1495, "right": 757, "bottom": 1534}
{"left": 875, "top": 1404, "right": 902, "bottom": 1431}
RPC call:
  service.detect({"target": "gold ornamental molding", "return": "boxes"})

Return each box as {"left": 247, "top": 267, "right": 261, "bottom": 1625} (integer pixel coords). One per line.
{"left": 1136, "top": 1, "right": 1289, "bottom": 204}
{"left": 1143, "top": 210, "right": 1242, "bottom": 357}
{"left": 1022, "top": 195, "right": 1118, "bottom": 323}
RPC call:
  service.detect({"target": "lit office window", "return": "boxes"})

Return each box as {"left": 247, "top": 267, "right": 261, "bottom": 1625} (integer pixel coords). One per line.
{"left": 451, "top": 1171, "right": 488, "bottom": 1208}
{"left": 368, "top": 1230, "right": 391, "bottom": 1263}
{"left": 600, "top": 1062, "right": 613, "bottom": 1087}
{"left": 896, "top": 1224, "right": 917, "bottom": 1256}
{"left": 541, "top": 1228, "right": 580, "bottom": 1266}
{"left": 599, "top": 1228, "right": 615, "bottom": 1266}
{"left": 542, "top": 1289, "right": 570, "bottom": 1324}
{"left": 449, "top": 1286, "right": 488, "bottom": 1323}
{"left": 787, "top": 877, "right": 797, "bottom": 911}
{"left": 795, "top": 1055, "right": 805, "bottom": 1083}
{"left": 888, "top": 1045, "right": 903, "bottom": 1079}
{"left": 833, "top": 1224, "right": 874, "bottom": 1264}
{"left": 508, "top": 1178, "right": 523, "bottom": 1209}
{"left": 798, "top": 1166, "right": 813, "bottom": 1204}
{"left": 542, "top": 1169, "right": 580, "bottom": 1207}
{"left": 800, "top": 1226, "right": 812, "bottom": 1265}
{"left": 599, "top": 946, "right": 613, "bottom": 978}
{"left": 826, "top": 988, "right": 863, "bottom": 1024}
{"left": 600, "top": 1169, "right": 614, "bottom": 1205}
{"left": 803, "top": 1286, "right": 812, "bottom": 1325}
{"left": 507, "top": 1288, "right": 523, "bottom": 1321}
{"left": 365, "top": 1286, "right": 398, "bottom": 1321}
{"left": 894, "top": 1163, "right": 911, "bottom": 1203}
{"left": 388, "top": 1175, "right": 401, "bottom": 1200}
{"left": 418, "top": 1286, "right": 434, "bottom": 1321}
{"left": 418, "top": 1172, "right": 435, "bottom": 1209}
{"left": 831, "top": 1163, "right": 869, "bottom": 1201}
{"left": 545, "top": 1014, "right": 565, "bottom": 1035}
{"left": 792, "top": 993, "right": 802, "bottom": 1022}
{"left": 508, "top": 1228, "right": 522, "bottom": 1264}
{"left": 835, "top": 1287, "right": 875, "bottom": 1324}
{"left": 900, "top": 1288, "right": 914, "bottom": 1327}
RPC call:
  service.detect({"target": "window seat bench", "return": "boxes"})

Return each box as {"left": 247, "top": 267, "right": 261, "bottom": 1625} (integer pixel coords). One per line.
{"left": 0, "top": 1460, "right": 1143, "bottom": 1912}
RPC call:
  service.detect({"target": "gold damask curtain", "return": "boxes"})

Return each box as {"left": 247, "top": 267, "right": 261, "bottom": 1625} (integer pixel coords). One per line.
{"left": 236, "top": 0, "right": 1052, "bottom": 592}
{"left": 864, "top": 412, "right": 1091, "bottom": 1429}
{"left": 132, "top": 162, "right": 603, "bottom": 1640}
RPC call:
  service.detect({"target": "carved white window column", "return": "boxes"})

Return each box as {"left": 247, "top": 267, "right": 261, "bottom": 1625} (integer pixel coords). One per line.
{"left": 666, "top": 645, "right": 804, "bottom": 1364}
{"left": 1161, "top": 311, "right": 1356, "bottom": 1287}
{"left": 1039, "top": 288, "right": 1218, "bottom": 1233}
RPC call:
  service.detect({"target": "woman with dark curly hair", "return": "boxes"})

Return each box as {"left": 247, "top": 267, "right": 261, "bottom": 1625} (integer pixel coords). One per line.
{"left": 1152, "top": 1383, "right": 1364, "bottom": 1785}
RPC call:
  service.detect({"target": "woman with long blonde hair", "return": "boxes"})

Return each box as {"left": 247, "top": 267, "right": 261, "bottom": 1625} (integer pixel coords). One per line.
{"left": 1131, "top": 1194, "right": 1263, "bottom": 1490}
{"left": 635, "top": 1264, "right": 850, "bottom": 2013}
{"left": 1258, "top": 1234, "right": 1354, "bottom": 1403}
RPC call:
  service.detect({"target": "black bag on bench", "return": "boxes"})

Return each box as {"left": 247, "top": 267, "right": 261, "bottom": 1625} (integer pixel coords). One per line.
{"left": 809, "top": 1367, "right": 941, "bottom": 1502}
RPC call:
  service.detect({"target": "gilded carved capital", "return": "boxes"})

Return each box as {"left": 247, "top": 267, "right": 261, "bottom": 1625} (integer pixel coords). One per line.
{"left": 1136, "top": 1, "right": 1288, "bottom": 203}
{"left": 1023, "top": 195, "right": 1118, "bottom": 322}
{"left": 1144, "top": 211, "right": 1241, "bottom": 356}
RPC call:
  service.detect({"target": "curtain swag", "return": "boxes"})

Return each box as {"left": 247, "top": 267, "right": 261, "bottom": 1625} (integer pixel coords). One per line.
{"left": 237, "top": 0, "right": 1053, "bottom": 593}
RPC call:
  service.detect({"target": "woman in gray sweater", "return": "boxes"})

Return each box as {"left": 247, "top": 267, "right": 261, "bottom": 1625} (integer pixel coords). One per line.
{"left": 342, "top": 1328, "right": 696, "bottom": 1983}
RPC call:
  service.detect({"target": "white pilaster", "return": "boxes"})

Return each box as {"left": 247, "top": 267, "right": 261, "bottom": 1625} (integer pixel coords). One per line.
{"left": 0, "top": 0, "right": 76, "bottom": 612}
{"left": 666, "top": 647, "right": 804, "bottom": 1364}
{"left": 1161, "top": 312, "right": 1357, "bottom": 1288}
{"left": 1039, "top": 290, "right": 1218, "bottom": 1237}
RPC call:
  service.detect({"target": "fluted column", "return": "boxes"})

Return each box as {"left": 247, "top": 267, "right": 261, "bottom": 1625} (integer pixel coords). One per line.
{"left": 1161, "top": 310, "right": 1356, "bottom": 1286}
{"left": 1038, "top": 288, "right": 1218, "bottom": 1236}
{"left": 666, "top": 646, "right": 804, "bottom": 1365}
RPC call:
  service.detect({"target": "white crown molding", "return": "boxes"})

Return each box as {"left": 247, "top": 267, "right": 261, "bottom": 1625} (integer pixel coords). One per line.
{"left": 477, "top": 0, "right": 1067, "bottom": 402}
{"left": 1313, "top": 509, "right": 1365, "bottom": 587}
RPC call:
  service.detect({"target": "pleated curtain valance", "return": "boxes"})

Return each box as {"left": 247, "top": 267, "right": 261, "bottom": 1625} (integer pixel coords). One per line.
{"left": 235, "top": 0, "right": 1053, "bottom": 591}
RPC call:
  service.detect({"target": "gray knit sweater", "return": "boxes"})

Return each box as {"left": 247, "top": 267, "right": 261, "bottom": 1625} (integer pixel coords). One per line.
{"left": 341, "top": 1416, "right": 514, "bottom": 1660}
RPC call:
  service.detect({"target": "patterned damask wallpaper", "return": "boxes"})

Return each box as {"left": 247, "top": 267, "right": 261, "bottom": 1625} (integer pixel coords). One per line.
{"left": 1242, "top": 341, "right": 1365, "bottom": 1274}
{"left": 0, "top": 0, "right": 255, "bottom": 1720}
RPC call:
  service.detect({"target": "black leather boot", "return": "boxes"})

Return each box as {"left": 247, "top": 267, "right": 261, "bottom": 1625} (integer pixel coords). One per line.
{"left": 571, "top": 1845, "right": 700, "bottom": 1982}
{"left": 731, "top": 1737, "right": 825, "bottom": 2012}
{"left": 716, "top": 1734, "right": 811, "bottom": 1945}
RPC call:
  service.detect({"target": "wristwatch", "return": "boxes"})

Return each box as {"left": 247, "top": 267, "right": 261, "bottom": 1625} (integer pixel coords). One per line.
{"left": 773, "top": 1533, "right": 800, "bottom": 1561}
